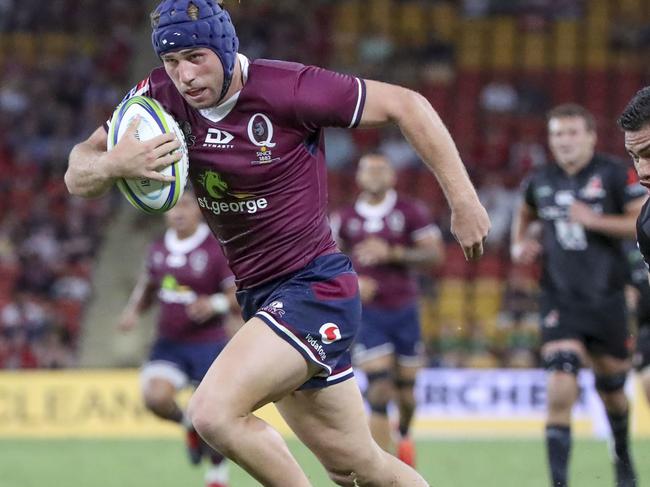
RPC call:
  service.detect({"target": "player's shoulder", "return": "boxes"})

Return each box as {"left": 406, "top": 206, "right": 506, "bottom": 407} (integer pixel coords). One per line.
{"left": 395, "top": 193, "right": 426, "bottom": 210}
{"left": 247, "top": 58, "right": 309, "bottom": 86}
{"left": 251, "top": 58, "right": 306, "bottom": 73}
{"left": 333, "top": 203, "right": 357, "bottom": 220}
{"left": 149, "top": 234, "right": 167, "bottom": 254}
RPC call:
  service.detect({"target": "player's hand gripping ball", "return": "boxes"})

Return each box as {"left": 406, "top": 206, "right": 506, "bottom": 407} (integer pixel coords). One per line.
{"left": 107, "top": 96, "right": 189, "bottom": 213}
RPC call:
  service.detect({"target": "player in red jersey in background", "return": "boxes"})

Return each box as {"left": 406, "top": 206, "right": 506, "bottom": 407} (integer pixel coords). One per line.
{"left": 66, "top": 1, "right": 490, "bottom": 484}
{"left": 332, "top": 153, "right": 443, "bottom": 467}
{"left": 119, "top": 190, "right": 239, "bottom": 487}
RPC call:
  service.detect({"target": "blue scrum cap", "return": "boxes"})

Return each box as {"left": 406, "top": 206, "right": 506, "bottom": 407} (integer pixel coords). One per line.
{"left": 151, "top": 0, "right": 239, "bottom": 101}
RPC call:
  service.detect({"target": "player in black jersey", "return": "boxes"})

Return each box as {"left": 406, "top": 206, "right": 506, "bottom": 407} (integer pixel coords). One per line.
{"left": 624, "top": 241, "right": 650, "bottom": 407}
{"left": 511, "top": 104, "right": 646, "bottom": 487}
{"left": 619, "top": 86, "right": 650, "bottom": 412}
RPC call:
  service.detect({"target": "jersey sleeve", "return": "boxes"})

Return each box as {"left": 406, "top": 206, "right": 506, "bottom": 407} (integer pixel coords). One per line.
{"left": 104, "top": 75, "right": 153, "bottom": 132}
{"left": 408, "top": 201, "right": 440, "bottom": 243}
{"left": 522, "top": 175, "right": 537, "bottom": 212}
{"left": 613, "top": 164, "right": 647, "bottom": 208}
{"left": 293, "top": 66, "right": 366, "bottom": 131}
{"left": 637, "top": 202, "right": 650, "bottom": 269}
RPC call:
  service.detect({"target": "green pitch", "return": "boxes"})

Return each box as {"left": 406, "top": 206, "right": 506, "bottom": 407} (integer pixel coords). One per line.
{"left": 1, "top": 438, "right": 648, "bottom": 486}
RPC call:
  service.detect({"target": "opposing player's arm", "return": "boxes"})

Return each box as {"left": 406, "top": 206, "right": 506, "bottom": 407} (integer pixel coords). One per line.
{"left": 358, "top": 80, "right": 489, "bottom": 260}
{"left": 65, "top": 119, "right": 179, "bottom": 198}
{"left": 510, "top": 198, "right": 542, "bottom": 264}
{"left": 569, "top": 196, "right": 646, "bottom": 239}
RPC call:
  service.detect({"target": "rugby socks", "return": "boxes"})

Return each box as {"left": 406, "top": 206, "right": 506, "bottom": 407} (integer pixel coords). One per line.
{"left": 546, "top": 424, "right": 571, "bottom": 487}
{"left": 607, "top": 411, "right": 637, "bottom": 487}
{"left": 607, "top": 411, "right": 631, "bottom": 462}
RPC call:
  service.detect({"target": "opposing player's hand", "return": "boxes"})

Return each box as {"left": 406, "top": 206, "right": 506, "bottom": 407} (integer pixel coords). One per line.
{"left": 354, "top": 237, "right": 391, "bottom": 266}
{"left": 450, "top": 199, "right": 491, "bottom": 261}
{"left": 186, "top": 296, "right": 215, "bottom": 323}
{"left": 105, "top": 116, "right": 180, "bottom": 182}
{"left": 358, "top": 275, "right": 378, "bottom": 303}
{"left": 568, "top": 201, "right": 596, "bottom": 228}
{"left": 511, "top": 239, "right": 542, "bottom": 264}
{"left": 117, "top": 310, "right": 138, "bottom": 332}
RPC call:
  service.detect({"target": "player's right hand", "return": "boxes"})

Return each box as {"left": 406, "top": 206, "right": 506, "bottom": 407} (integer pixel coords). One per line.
{"left": 105, "top": 116, "right": 180, "bottom": 183}
{"left": 450, "top": 199, "right": 491, "bottom": 261}
{"left": 358, "top": 275, "right": 378, "bottom": 303}
{"left": 511, "top": 239, "right": 542, "bottom": 264}
{"left": 117, "top": 310, "right": 138, "bottom": 332}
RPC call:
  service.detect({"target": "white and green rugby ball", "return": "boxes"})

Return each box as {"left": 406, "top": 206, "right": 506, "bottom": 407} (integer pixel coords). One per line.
{"left": 107, "top": 96, "right": 188, "bottom": 214}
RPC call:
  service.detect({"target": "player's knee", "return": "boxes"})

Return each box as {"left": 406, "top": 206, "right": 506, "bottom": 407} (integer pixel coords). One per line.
{"left": 143, "top": 389, "right": 175, "bottom": 415}
{"left": 187, "top": 393, "right": 232, "bottom": 448}
{"left": 325, "top": 448, "right": 384, "bottom": 486}
{"left": 595, "top": 372, "right": 628, "bottom": 394}
{"left": 544, "top": 350, "right": 581, "bottom": 375}
{"left": 365, "top": 370, "right": 392, "bottom": 410}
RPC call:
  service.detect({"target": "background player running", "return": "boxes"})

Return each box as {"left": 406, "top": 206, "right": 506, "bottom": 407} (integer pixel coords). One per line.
{"left": 511, "top": 103, "right": 645, "bottom": 487}
{"left": 332, "top": 153, "right": 443, "bottom": 467}
{"left": 66, "top": 1, "right": 490, "bottom": 484}
{"left": 118, "top": 190, "right": 239, "bottom": 487}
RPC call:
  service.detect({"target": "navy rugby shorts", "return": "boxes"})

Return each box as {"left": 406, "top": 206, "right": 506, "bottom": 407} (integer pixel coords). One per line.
{"left": 237, "top": 253, "right": 361, "bottom": 389}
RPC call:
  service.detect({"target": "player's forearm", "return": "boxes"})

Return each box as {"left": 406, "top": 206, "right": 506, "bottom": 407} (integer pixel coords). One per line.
{"left": 393, "top": 90, "right": 480, "bottom": 212}
{"left": 584, "top": 213, "right": 638, "bottom": 239}
{"left": 65, "top": 140, "right": 115, "bottom": 198}
{"left": 391, "top": 245, "right": 443, "bottom": 266}
{"left": 510, "top": 202, "right": 536, "bottom": 246}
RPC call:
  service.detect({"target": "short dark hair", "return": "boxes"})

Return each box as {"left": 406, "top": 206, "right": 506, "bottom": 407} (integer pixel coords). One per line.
{"left": 618, "top": 86, "right": 650, "bottom": 131}
{"left": 546, "top": 103, "right": 596, "bottom": 132}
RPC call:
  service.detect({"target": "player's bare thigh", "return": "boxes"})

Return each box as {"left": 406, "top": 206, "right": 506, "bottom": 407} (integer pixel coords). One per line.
{"left": 275, "top": 378, "right": 382, "bottom": 473}
{"left": 590, "top": 353, "right": 631, "bottom": 376}
{"left": 191, "top": 317, "right": 319, "bottom": 415}
{"left": 357, "top": 352, "right": 393, "bottom": 374}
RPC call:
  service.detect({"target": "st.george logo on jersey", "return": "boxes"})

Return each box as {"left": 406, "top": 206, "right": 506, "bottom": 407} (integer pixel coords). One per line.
{"left": 107, "top": 96, "right": 189, "bottom": 213}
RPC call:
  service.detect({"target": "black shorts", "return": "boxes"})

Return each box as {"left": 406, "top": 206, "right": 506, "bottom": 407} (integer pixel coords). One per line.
{"left": 539, "top": 292, "right": 632, "bottom": 359}
{"left": 634, "top": 325, "right": 650, "bottom": 371}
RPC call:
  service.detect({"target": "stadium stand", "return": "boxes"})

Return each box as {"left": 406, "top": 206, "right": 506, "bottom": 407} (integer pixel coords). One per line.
{"left": 2, "top": 0, "right": 648, "bottom": 369}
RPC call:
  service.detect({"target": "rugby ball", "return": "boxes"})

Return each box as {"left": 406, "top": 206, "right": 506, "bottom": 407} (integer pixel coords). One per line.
{"left": 107, "top": 96, "right": 188, "bottom": 213}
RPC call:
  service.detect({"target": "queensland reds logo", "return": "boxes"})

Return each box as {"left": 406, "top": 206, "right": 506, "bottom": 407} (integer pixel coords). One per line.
{"left": 247, "top": 113, "right": 276, "bottom": 148}
{"left": 319, "top": 323, "right": 342, "bottom": 344}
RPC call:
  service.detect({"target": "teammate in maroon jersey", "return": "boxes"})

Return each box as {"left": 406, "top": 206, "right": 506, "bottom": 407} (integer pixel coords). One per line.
{"left": 119, "top": 190, "right": 238, "bottom": 487}
{"left": 332, "top": 153, "right": 443, "bottom": 467}
{"left": 66, "top": 1, "right": 489, "bottom": 485}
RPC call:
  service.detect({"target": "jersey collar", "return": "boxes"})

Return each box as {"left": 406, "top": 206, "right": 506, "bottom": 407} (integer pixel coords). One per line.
{"left": 164, "top": 223, "right": 211, "bottom": 255}
{"left": 198, "top": 53, "right": 250, "bottom": 123}
{"left": 354, "top": 189, "right": 397, "bottom": 220}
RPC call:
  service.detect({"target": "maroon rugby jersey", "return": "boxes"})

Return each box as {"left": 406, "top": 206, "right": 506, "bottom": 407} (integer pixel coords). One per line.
{"left": 332, "top": 190, "right": 438, "bottom": 308}
{"left": 121, "top": 55, "right": 366, "bottom": 288}
{"left": 147, "top": 223, "right": 234, "bottom": 342}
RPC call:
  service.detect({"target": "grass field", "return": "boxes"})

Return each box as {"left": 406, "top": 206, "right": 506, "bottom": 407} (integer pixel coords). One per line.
{"left": 1, "top": 438, "right": 648, "bottom": 486}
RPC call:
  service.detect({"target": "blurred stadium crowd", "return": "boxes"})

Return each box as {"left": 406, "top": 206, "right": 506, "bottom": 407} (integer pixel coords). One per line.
{"left": 0, "top": 0, "right": 648, "bottom": 369}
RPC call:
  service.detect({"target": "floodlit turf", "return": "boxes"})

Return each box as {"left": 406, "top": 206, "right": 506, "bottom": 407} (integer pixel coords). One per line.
{"left": 1, "top": 438, "right": 648, "bottom": 486}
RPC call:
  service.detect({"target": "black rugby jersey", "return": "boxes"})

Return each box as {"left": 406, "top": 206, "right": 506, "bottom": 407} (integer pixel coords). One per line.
{"left": 637, "top": 198, "right": 650, "bottom": 271}
{"left": 523, "top": 154, "right": 646, "bottom": 304}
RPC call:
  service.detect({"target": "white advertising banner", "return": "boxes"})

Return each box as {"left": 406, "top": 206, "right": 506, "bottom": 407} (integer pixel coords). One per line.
{"left": 359, "top": 368, "right": 650, "bottom": 438}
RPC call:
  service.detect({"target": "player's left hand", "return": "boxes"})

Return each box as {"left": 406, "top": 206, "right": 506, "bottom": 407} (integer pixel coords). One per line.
{"left": 354, "top": 237, "right": 391, "bottom": 266}
{"left": 568, "top": 201, "right": 596, "bottom": 228}
{"left": 186, "top": 296, "right": 216, "bottom": 323}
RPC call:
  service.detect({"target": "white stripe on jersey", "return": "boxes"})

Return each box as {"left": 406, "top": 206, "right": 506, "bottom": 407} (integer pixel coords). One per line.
{"left": 257, "top": 311, "right": 332, "bottom": 374}
{"left": 348, "top": 77, "right": 363, "bottom": 128}
{"left": 412, "top": 223, "right": 442, "bottom": 241}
